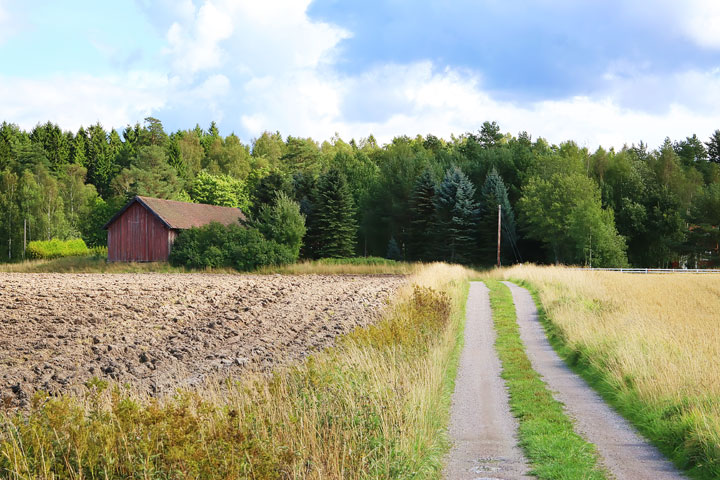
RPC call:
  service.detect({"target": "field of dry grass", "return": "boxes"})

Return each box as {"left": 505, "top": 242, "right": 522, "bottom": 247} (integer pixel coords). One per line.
{"left": 1, "top": 263, "right": 472, "bottom": 479}
{"left": 493, "top": 265, "right": 720, "bottom": 478}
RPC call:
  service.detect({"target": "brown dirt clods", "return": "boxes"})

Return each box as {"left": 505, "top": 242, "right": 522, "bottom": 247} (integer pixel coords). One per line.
{"left": 0, "top": 273, "right": 405, "bottom": 407}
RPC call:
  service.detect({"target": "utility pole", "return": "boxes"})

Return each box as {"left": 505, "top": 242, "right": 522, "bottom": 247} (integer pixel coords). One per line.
{"left": 497, "top": 204, "right": 502, "bottom": 268}
{"left": 23, "top": 218, "right": 26, "bottom": 261}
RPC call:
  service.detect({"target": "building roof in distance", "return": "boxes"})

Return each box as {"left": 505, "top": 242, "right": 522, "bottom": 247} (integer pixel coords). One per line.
{"left": 103, "top": 196, "right": 246, "bottom": 230}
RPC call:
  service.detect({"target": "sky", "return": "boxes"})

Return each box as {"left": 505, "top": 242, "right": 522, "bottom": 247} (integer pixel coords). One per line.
{"left": 0, "top": 0, "right": 719, "bottom": 150}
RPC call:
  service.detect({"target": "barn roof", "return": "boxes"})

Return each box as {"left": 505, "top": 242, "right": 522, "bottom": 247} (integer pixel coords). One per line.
{"left": 103, "top": 196, "right": 246, "bottom": 230}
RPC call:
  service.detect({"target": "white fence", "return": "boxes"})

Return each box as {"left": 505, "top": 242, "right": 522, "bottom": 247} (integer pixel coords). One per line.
{"left": 577, "top": 268, "right": 720, "bottom": 274}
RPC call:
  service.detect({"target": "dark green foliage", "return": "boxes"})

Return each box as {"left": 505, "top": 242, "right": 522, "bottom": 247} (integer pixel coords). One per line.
{"left": 2, "top": 116, "right": 720, "bottom": 267}
{"left": 705, "top": 130, "right": 720, "bottom": 163}
{"left": 111, "top": 145, "right": 185, "bottom": 200}
{"left": 408, "top": 169, "right": 437, "bottom": 261}
{"left": 250, "top": 171, "right": 294, "bottom": 216}
{"left": 252, "top": 192, "right": 306, "bottom": 259}
{"left": 169, "top": 222, "right": 294, "bottom": 271}
{"left": 478, "top": 168, "right": 519, "bottom": 265}
{"left": 80, "top": 197, "right": 120, "bottom": 247}
{"left": 308, "top": 168, "right": 357, "bottom": 258}
{"left": 385, "top": 236, "right": 402, "bottom": 260}
{"left": 433, "top": 166, "right": 479, "bottom": 264}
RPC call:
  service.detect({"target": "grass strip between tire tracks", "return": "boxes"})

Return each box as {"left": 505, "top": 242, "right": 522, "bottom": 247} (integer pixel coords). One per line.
{"left": 485, "top": 280, "right": 607, "bottom": 480}
{"left": 512, "top": 277, "right": 717, "bottom": 480}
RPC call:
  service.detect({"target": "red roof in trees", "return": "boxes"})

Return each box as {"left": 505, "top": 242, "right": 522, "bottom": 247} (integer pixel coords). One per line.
{"left": 103, "top": 196, "right": 246, "bottom": 230}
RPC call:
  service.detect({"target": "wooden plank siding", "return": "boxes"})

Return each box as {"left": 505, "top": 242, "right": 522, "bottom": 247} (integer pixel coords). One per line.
{"left": 107, "top": 202, "right": 172, "bottom": 262}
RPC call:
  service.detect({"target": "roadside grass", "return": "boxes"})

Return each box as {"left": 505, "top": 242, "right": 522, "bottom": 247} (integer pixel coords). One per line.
{"left": 495, "top": 265, "right": 720, "bottom": 479}
{"left": 0, "top": 256, "right": 416, "bottom": 275}
{"left": 485, "top": 279, "right": 607, "bottom": 480}
{"left": 256, "top": 258, "right": 418, "bottom": 275}
{"left": 0, "top": 263, "right": 471, "bottom": 479}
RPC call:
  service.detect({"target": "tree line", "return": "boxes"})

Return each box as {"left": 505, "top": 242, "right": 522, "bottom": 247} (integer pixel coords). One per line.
{"left": 2, "top": 117, "right": 720, "bottom": 267}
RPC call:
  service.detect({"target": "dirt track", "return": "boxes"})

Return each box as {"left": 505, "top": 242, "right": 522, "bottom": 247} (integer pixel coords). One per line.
{"left": 503, "top": 281, "right": 685, "bottom": 480}
{"left": 444, "top": 282, "right": 530, "bottom": 479}
{"left": 0, "top": 273, "right": 404, "bottom": 407}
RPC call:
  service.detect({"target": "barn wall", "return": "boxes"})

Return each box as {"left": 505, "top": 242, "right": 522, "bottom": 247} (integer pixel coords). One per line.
{"left": 107, "top": 202, "right": 171, "bottom": 262}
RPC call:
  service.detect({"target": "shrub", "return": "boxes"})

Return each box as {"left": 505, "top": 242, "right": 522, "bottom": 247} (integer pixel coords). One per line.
{"left": 169, "top": 222, "right": 294, "bottom": 271}
{"left": 252, "top": 192, "right": 306, "bottom": 259}
{"left": 316, "top": 257, "right": 398, "bottom": 266}
{"left": 27, "top": 238, "right": 90, "bottom": 259}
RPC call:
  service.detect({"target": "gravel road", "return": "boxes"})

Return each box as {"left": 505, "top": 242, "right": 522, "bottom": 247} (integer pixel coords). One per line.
{"left": 503, "top": 281, "right": 686, "bottom": 480}
{"left": 444, "top": 282, "right": 531, "bottom": 480}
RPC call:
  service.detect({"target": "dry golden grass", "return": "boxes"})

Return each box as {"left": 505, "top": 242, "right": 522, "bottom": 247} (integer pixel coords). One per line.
{"left": 1, "top": 262, "right": 472, "bottom": 479}
{"left": 493, "top": 265, "right": 720, "bottom": 476}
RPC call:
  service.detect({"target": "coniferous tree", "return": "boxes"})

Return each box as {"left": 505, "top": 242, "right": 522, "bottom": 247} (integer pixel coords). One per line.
{"left": 310, "top": 168, "right": 357, "bottom": 258}
{"left": 706, "top": 130, "right": 720, "bottom": 163}
{"left": 478, "top": 168, "right": 519, "bottom": 265}
{"left": 386, "top": 236, "right": 402, "bottom": 260}
{"left": 433, "top": 166, "right": 479, "bottom": 263}
{"left": 408, "top": 169, "right": 437, "bottom": 261}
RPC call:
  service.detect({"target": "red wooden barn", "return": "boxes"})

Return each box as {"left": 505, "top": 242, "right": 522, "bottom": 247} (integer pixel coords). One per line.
{"left": 103, "top": 196, "right": 246, "bottom": 262}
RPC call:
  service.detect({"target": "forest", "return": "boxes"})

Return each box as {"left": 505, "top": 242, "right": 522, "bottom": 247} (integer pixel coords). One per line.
{"left": 1, "top": 117, "right": 719, "bottom": 268}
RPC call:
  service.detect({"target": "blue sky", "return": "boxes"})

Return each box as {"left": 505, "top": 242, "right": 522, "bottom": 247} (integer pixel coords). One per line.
{"left": 1, "top": 0, "right": 719, "bottom": 149}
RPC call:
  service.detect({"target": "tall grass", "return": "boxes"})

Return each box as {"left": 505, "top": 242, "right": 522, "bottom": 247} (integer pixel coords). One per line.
{"left": 0, "top": 257, "right": 417, "bottom": 275}
{"left": 0, "top": 263, "right": 471, "bottom": 479}
{"left": 486, "top": 280, "right": 606, "bottom": 479}
{"left": 494, "top": 265, "right": 720, "bottom": 479}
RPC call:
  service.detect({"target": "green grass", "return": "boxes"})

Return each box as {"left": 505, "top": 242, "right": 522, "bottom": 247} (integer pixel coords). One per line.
{"left": 485, "top": 280, "right": 607, "bottom": 480}
{"left": 0, "top": 266, "right": 470, "bottom": 479}
{"left": 0, "top": 256, "right": 416, "bottom": 275}
{"left": 513, "top": 278, "right": 718, "bottom": 480}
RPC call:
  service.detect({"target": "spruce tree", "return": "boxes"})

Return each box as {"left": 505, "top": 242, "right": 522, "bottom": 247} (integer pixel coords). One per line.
{"left": 386, "top": 236, "right": 402, "bottom": 260}
{"left": 433, "top": 166, "right": 479, "bottom": 263}
{"left": 408, "top": 169, "right": 437, "bottom": 261}
{"left": 478, "top": 168, "right": 518, "bottom": 265}
{"left": 311, "top": 168, "right": 357, "bottom": 258}
{"left": 706, "top": 129, "right": 720, "bottom": 163}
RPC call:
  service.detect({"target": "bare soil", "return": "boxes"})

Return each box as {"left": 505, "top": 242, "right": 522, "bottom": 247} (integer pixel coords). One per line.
{"left": 0, "top": 273, "right": 405, "bottom": 407}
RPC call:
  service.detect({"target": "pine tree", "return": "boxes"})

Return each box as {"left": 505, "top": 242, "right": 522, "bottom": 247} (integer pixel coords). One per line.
{"left": 386, "top": 236, "right": 402, "bottom": 260}
{"left": 706, "top": 129, "right": 720, "bottom": 163}
{"left": 433, "top": 166, "right": 479, "bottom": 263}
{"left": 478, "top": 168, "right": 518, "bottom": 265}
{"left": 408, "top": 169, "right": 437, "bottom": 261}
{"left": 311, "top": 168, "right": 357, "bottom": 258}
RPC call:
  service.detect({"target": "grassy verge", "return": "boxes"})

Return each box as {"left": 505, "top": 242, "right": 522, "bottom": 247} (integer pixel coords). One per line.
{"left": 485, "top": 280, "right": 607, "bottom": 479}
{"left": 513, "top": 277, "right": 718, "bottom": 479}
{"left": 0, "top": 256, "right": 417, "bottom": 275}
{"left": 0, "top": 263, "right": 470, "bottom": 479}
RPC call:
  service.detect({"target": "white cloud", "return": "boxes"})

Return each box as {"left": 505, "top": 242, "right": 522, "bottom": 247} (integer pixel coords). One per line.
{"left": 163, "top": 0, "right": 349, "bottom": 78}
{"left": 621, "top": 0, "right": 720, "bottom": 50}
{"left": 230, "top": 59, "right": 720, "bottom": 150}
{"left": 3, "top": 0, "right": 720, "bottom": 151}
{"left": 0, "top": 72, "right": 168, "bottom": 131}
{"left": 677, "top": 0, "right": 720, "bottom": 49}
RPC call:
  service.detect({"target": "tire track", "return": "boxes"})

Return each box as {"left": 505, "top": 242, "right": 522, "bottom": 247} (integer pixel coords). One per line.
{"left": 444, "top": 282, "right": 531, "bottom": 479}
{"left": 502, "top": 281, "right": 685, "bottom": 480}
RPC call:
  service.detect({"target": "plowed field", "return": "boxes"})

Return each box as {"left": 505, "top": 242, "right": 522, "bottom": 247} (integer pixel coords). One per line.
{"left": 0, "top": 273, "right": 404, "bottom": 407}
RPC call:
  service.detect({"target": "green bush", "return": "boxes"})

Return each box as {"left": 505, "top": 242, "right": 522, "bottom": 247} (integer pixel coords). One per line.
{"left": 26, "top": 238, "right": 90, "bottom": 259}
{"left": 316, "top": 256, "right": 398, "bottom": 266}
{"left": 252, "top": 192, "right": 306, "bottom": 259}
{"left": 89, "top": 246, "right": 108, "bottom": 258}
{"left": 169, "top": 222, "right": 295, "bottom": 271}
